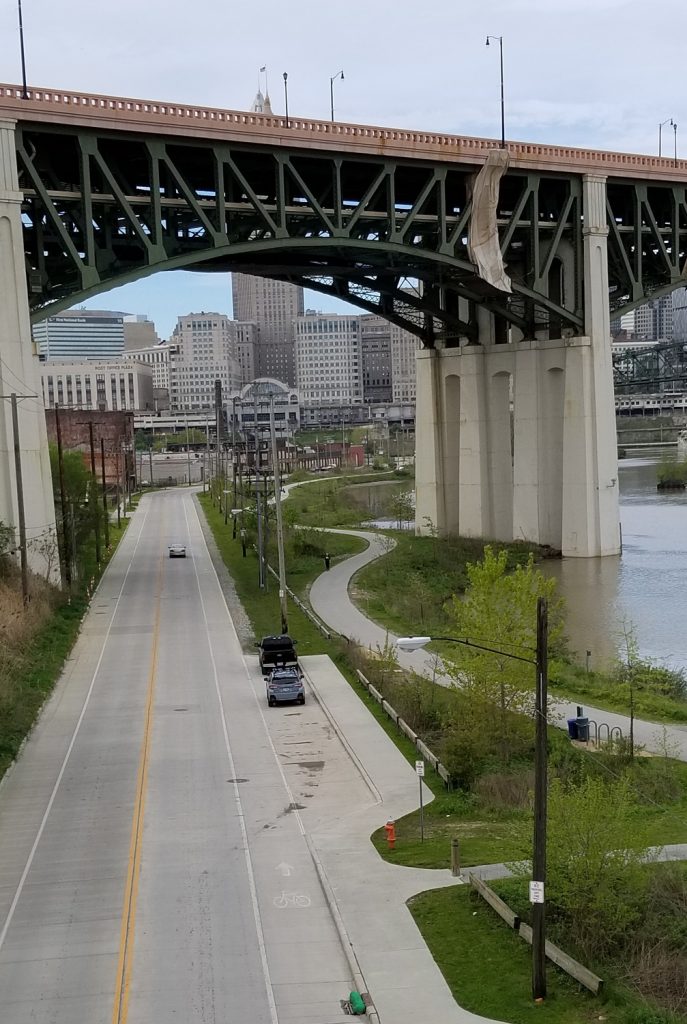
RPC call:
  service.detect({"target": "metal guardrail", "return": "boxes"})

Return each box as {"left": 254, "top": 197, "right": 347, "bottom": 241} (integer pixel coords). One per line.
{"left": 356, "top": 669, "right": 451, "bottom": 786}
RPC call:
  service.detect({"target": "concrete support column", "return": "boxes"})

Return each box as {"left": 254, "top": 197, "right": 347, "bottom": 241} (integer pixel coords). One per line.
{"left": 485, "top": 362, "right": 513, "bottom": 542}
{"left": 512, "top": 344, "right": 542, "bottom": 544}
{"left": 456, "top": 346, "right": 490, "bottom": 538}
{"left": 0, "top": 119, "right": 59, "bottom": 583}
{"left": 560, "top": 174, "right": 620, "bottom": 556}
{"left": 414, "top": 348, "right": 446, "bottom": 534}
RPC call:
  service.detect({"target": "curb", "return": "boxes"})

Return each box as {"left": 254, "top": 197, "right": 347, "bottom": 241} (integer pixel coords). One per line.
{"left": 304, "top": 830, "right": 380, "bottom": 1023}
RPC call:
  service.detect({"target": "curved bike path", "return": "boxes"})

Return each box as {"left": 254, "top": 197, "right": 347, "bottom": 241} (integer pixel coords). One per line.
{"left": 306, "top": 525, "right": 687, "bottom": 761}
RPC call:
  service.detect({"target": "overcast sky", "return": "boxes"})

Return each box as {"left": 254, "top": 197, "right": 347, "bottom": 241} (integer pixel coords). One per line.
{"left": 2, "top": 0, "right": 685, "bottom": 337}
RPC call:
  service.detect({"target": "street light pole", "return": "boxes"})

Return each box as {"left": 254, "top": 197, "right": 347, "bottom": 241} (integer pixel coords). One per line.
{"left": 658, "top": 117, "right": 674, "bottom": 157}
{"left": 283, "top": 72, "right": 290, "bottom": 128}
{"left": 673, "top": 120, "right": 679, "bottom": 166}
{"left": 486, "top": 35, "right": 505, "bottom": 148}
{"left": 270, "top": 395, "right": 289, "bottom": 634}
{"left": 17, "top": 0, "right": 28, "bottom": 100}
{"left": 330, "top": 69, "right": 344, "bottom": 121}
{"left": 396, "top": 604, "right": 550, "bottom": 1004}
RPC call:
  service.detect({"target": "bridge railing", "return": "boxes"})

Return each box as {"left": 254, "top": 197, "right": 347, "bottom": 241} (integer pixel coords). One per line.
{"left": 2, "top": 83, "right": 687, "bottom": 179}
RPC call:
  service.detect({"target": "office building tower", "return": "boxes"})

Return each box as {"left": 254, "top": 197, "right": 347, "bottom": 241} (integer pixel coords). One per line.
{"left": 168, "top": 313, "right": 241, "bottom": 412}
{"left": 231, "top": 273, "right": 304, "bottom": 385}
{"left": 232, "top": 321, "right": 257, "bottom": 384}
{"left": 388, "top": 321, "right": 421, "bottom": 403}
{"left": 360, "top": 316, "right": 393, "bottom": 403}
{"left": 294, "top": 312, "right": 363, "bottom": 407}
{"left": 33, "top": 309, "right": 125, "bottom": 360}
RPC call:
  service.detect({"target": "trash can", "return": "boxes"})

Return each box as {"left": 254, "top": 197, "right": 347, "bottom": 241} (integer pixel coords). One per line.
{"left": 576, "top": 716, "right": 590, "bottom": 742}
{"left": 567, "top": 718, "right": 579, "bottom": 740}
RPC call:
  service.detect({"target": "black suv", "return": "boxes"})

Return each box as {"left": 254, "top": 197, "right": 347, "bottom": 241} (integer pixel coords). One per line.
{"left": 255, "top": 634, "right": 298, "bottom": 676}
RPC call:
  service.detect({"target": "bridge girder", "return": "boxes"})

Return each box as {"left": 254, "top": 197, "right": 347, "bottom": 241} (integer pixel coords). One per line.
{"left": 14, "top": 123, "right": 687, "bottom": 343}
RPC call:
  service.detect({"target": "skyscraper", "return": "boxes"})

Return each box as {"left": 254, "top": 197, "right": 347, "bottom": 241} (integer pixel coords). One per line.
{"left": 168, "top": 313, "right": 241, "bottom": 412}
{"left": 231, "top": 273, "right": 304, "bottom": 385}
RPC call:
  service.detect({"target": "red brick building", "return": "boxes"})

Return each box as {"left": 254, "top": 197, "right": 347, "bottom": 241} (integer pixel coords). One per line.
{"left": 44, "top": 409, "right": 136, "bottom": 487}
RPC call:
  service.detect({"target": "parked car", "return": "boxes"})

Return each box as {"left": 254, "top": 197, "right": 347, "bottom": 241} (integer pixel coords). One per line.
{"left": 168, "top": 544, "right": 186, "bottom": 558}
{"left": 266, "top": 666, "right": 305, "bottom": 707}
{"left": 256, "top": 634, "right": 299, "bottom": 675}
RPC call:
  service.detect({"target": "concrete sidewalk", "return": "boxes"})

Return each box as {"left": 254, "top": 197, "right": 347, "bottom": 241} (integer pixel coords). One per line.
{"left": 301, "top": 654, "right": 508, "bottom": 1024}
{"left": 308, "top": 527, "right": 687, "bottom": 761}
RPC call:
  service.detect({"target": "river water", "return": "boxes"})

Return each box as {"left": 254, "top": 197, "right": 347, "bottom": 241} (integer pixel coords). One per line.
{"left": 346, "top": 464, "right": 687, "bottom": 673}
{"left": 546, "top": 454, "right": 687, "bottom": 673}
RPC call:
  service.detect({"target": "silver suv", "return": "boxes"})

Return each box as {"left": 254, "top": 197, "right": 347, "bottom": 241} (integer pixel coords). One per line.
{"left": 266, "top": 667, "right": 305, "bottom": 707}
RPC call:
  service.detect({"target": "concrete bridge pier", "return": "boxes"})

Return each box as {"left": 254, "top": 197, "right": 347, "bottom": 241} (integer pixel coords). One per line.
{"left": 415, "top": 177, "right": 621, "bottom": 557}
{"left": 0, "top": 119, "right": 59, "bottom": 584}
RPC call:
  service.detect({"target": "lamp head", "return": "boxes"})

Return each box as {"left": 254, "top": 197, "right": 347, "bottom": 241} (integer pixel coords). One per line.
{"left": 341, "top": 70, "right": 345, "bottom": 80}
{"left": 485, "top": 35, "right": 490, "bottom": 45}
{"left": 283, "top": 72, "right": 288, "bottom": 82}
{"left": 396, "top": 636, "right": 432, "bottom": 652}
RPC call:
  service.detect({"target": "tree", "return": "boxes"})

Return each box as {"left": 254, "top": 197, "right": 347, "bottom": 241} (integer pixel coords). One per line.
{"left": 539, "top": 775, "right": 651, "bottom": 959}
{"left": 444, "top": 545, "right": 565, "bottom": 761}
{"left": 388, "top": 489, "right": 414, "bottom": 530}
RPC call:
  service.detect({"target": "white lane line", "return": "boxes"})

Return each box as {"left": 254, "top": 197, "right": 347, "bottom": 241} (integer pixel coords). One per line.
{"left": 186, "top": 495, "right": 307, "bottom": 839}
{"left": 0, "top": 506, "right": 150, "bottom": 955}
{"left": 181, "top": 498, "right": 279, "bottom": 1024}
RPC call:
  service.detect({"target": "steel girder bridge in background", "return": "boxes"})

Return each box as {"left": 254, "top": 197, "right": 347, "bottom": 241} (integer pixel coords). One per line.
{"left": 613, "top": 339, "right": 687, "bottom": 392}
{"left": 15, "top": 122, "right": 687, "bottom": 342}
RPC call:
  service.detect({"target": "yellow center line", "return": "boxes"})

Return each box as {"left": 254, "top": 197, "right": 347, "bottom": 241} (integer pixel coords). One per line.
{"left": 111, "top": 550, "right": 164, "bottom": 1024}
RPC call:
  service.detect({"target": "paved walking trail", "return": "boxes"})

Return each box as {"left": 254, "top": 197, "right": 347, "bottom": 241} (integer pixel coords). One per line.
{"left": 308, "top": 526, "right": 687, "bottom": 760}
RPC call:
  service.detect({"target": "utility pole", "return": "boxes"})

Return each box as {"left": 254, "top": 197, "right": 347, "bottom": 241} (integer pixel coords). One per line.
{"left": 54, "top": 404, "right": 71, "bottom": 589}
{"left": 116, "top": 447, "right": 121, "bottom": 528}
{"left": 205, "top": 416, "right": 210, "bottom": 493}
{"left": 215, "top": 379, "right": 223, "bottom": 507}
{"left": 185, "top": 415, "right": 192, "bottom": 486}
{"left": 148, "top": 445, "right": 154, "bottom": 490}
{"left": 232, "top": 396, "right": 237, "bottom": 519}
{"left": 270, "top": 396, "right": 289, "bottom": 634}
{"left": 100, "top": 437, "right": 110, "bottom": 549}
{"left": 255, "top": 394, "right": 265, "bottom": 588}
{"left": 86, "top": 423, "right": 101, "bottom": 568}
{"left": 10, "top": 394, "right": 29, "bottom": 606}
{"left": 532, "top": 596, "right": 548, "bottom": 1002}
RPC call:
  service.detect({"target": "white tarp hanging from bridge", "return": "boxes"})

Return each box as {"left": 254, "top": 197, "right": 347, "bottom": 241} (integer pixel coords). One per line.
{"left": 468, "top": 149, "right": 512, "bottom": 293}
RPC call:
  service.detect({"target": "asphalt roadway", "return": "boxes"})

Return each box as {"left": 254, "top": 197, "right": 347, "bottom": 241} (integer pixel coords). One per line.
{"left": 0, "top": 489, "right": 354, "bottom": 1024}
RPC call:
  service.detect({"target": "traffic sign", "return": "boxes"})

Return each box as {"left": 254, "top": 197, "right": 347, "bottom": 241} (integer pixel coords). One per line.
{"left": 415, "top": 760, "right": 425, "bottom": 777}
{"left": 529, "top": 880, "right": 545, "bottom": 904}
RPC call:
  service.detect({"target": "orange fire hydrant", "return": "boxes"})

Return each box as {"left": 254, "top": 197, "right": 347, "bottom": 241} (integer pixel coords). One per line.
{"left": 384, "top": 820, "right": 396, "bottom": 850}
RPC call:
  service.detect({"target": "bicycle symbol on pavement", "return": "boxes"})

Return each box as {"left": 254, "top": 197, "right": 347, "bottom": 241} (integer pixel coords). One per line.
{"left": 273, "top": 891, "right": 311, "bottom": 909}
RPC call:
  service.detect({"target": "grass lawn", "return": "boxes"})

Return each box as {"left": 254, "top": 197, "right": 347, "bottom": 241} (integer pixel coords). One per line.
{"left": 550, "top": 660, "right": 687, "bottom": 725}
{"left": 409, "top": 886, "right": 630, "bottom": 1024}
{"left": 352, "top": 531, "right": 544, "bottom": 643}
{"left": 0, "top": 516, "right": 130, "bottom": 780}
{"left": 370, "top": 725, "right": 687, "bottom": 870}
{"left": 283, "top": 471, "right": 400, "bottom": 529}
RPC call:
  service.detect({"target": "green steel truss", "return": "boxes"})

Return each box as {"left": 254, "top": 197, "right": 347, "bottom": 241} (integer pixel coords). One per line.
{"left": 14, "top": 123, "right": 687, "bottom": 343}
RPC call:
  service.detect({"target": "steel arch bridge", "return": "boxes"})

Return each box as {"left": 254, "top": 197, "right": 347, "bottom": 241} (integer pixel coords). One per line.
{"left": 3, "top": 84, "right": 687, "bottom": 344}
